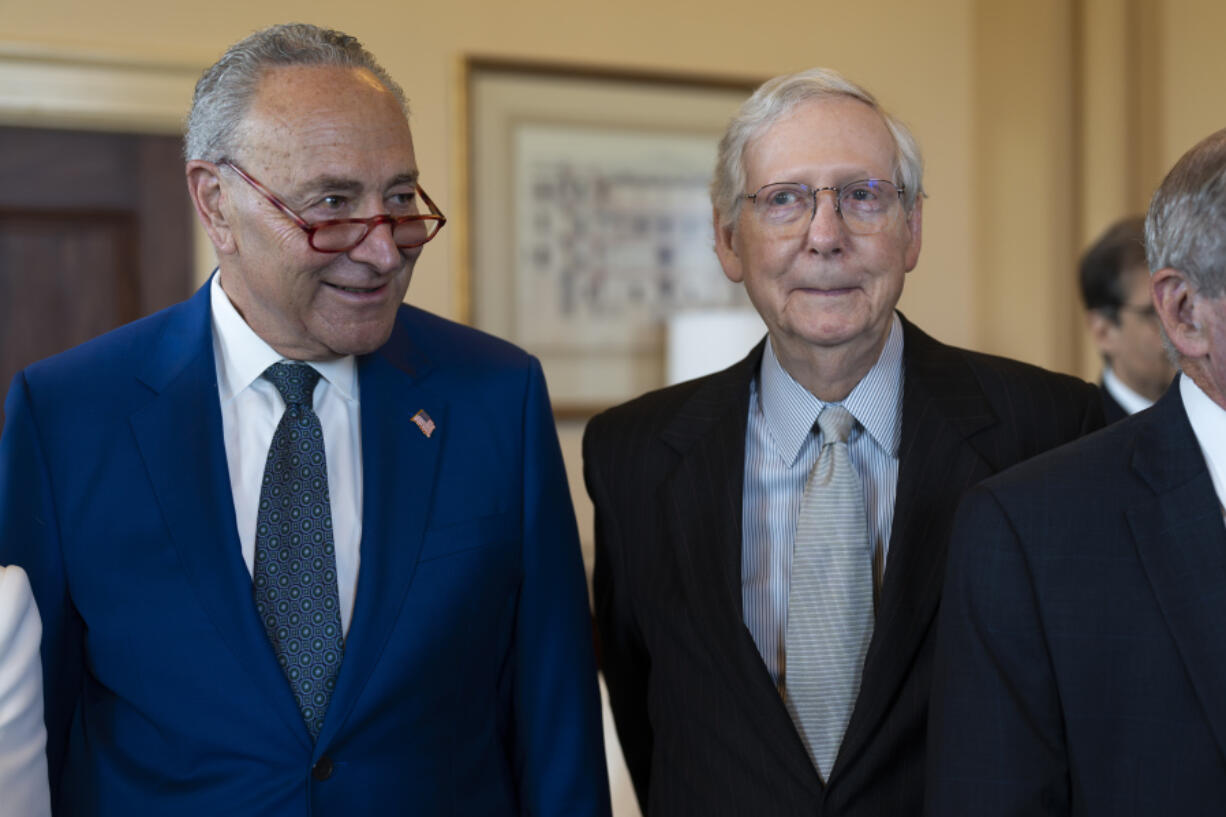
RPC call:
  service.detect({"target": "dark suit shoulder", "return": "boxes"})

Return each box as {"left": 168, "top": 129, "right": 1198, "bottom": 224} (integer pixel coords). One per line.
{"left": 585, "top": 344, "right": 760, "bottom": 455}
{"left": 937, "top": 336, "right": 1099, "bottom": 406}
{"left": 978, "top": 393, "right": 1161, "bottom": 500}
{"left": 588, "top": 373, "right": 722, "bottom": 441}
{"left": 967, "top": 346, "right": 1099, "bottom": 437}
{"left": 903, "top": 316, "right": 1096, "bottom": 401}
{"left": 964, "top": 346, "right": 1089, "bottom": 387}
{"left": 583, "top": 377, "right": 717, "bottom": 497}
{"left": 901, "top": 319, "right": 1103, "bottom": 466}
{"left": 960, "top": 387, "right": 1203, "bottom": 557}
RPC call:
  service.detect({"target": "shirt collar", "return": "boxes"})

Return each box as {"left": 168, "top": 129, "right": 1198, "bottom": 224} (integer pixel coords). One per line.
{"left": 209, "top": 271, "right": 358, "bottom": 404}
{"left": 1103, "top": 366, "right": 1154, "bottom": 415}
{"left": 1181, "top": 372, "right": 1226, "bottom": 508}
{"left": 757, "top": 312, "right": 905, "bottom": 466}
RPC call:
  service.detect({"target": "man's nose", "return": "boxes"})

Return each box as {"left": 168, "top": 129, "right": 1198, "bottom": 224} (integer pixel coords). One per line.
{"left": 348, "top": 218, "right": 404, "bottom": 273}
{"left": 806, "top": 189, "right": 847, "bottom": 254}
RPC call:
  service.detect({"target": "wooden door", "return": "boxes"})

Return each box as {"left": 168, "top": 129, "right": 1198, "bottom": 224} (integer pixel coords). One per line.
{"left": 0, "top": 126, "right": 194, "bottom": 414}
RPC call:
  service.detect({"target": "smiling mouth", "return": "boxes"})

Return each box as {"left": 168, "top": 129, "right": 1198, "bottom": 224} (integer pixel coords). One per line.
{"left": 324, "top": 282, "right": 383, "bottom": 294}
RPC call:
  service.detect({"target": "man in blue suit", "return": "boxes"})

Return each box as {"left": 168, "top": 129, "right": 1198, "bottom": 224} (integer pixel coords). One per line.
{"left": 928, "top": 127, "right": 1226, "bottom": 815}
{"left": 0, "top": 23, "right": 610, "bottom": 816}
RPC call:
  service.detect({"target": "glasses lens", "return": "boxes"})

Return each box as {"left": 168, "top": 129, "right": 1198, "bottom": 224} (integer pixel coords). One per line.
{"left": 752, "top": 184, "right": 812, "bottom": 228}
{"left": 839, "top": 180, "right": 901, "bottom": 234}
{"left": 393, "top": 218, "right": 441, "bottom": 249}
{"left": 312, "top": 223, "right": 370, "bottom": 252}
{"left": 307, "top": 218, "right": 443, "bottom": 252}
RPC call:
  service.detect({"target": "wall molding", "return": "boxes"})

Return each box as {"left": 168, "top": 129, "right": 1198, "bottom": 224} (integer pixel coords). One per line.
{"left": 0, "top": 43, "right": 214, "bottom": 284}
{"left": 0, "top": 43, "right": 202, "bottom": 134}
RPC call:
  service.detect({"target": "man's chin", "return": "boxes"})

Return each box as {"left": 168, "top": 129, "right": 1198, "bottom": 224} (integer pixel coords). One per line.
{"left": 308, "top": 318, "right": 399, "bottom": 360}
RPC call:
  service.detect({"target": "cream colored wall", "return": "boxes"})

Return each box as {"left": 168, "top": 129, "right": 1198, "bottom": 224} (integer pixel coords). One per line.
{"left": 1159, "top": 0, "right": 1226, "bottom": 173}
{"left": 5, "top": 3, "right": 1225, "bottom": 811}
{"left": 5, "top": 0, "right": 1225, "bottom": 564}
{"left": 0, "top": 0, "right": 978, "bottom": 349}
{"left": 6, "top": 0, "right": 1225, "bottom": 562}
{"left": 0, "top": 0, "right": 979, "bottom": 588}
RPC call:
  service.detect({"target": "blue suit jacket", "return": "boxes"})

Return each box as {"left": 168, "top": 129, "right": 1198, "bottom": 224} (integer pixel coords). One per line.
{"left": 0, "top": 283, "right": 611, "bottom": 816}
{"left": 928, "top": 381, "right": 1226, "bottom": 815}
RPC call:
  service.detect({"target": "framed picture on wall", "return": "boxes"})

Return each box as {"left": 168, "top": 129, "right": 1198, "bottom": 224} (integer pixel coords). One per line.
{"left": 461, "top": 58, "right": 759, "bottom": 417}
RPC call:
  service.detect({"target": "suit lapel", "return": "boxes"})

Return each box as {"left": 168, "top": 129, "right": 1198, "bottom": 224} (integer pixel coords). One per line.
{"left": 130, "top": 285, "right": 309, "bottom": 743}
{"left": 1129, "top": 387, "right": 1226, "bottom": 761}
{"left": 837, "top": 319, "right": 997, "bottom": 772}
{"left": 317, "top": 315, "right": 443, "bottom": 746}
{"left": 659, "top": 343, "right": 823, "bottom": 794}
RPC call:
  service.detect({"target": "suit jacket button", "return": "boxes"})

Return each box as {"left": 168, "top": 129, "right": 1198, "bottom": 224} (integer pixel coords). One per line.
{"left": 312, "top": 756, "right": 334, "bottom": 781}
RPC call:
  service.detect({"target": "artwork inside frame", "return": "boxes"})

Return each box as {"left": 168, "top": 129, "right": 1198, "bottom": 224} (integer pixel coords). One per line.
{"left": 463, "top": 58, "right": 760, "bottom": 417}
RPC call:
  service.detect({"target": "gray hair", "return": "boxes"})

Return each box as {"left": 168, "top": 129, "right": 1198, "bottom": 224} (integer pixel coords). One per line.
{"left": 185, "top": 23, "right": 408, "bottom": 162}
{"left": 1145, "top": 127, "right": 1226, "bottom": 299}
{"left": 710, "top": 67, "right": 925, "bottom": 226}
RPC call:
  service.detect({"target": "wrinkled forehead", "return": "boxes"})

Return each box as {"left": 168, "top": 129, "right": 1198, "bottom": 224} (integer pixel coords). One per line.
{"left": 744, "top": 95, "right": 898, "bottom": 180}
{"left": 236, "top": 65, "right": 416, "bottom": 181}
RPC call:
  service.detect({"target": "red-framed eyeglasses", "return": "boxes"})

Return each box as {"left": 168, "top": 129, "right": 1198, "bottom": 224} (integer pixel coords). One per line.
{"left": 220, "top": 160, "right": 446, "bottom": 253}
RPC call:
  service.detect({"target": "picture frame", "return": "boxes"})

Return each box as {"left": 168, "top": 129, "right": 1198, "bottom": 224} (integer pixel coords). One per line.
{"left": 460, "top": 58, "right": 760, "bottom": 417}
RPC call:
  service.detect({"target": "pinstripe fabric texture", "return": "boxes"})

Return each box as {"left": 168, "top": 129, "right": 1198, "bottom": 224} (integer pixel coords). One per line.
{"left": 584, "top": 315, "right": 1105, "bottom": 817}
{"left": 929, "top": 381, "right": 1226, "bottom": 814}
{"left": 784, "top": 405, "right": 873, "bottom": 780}
{"left": 742, "top": 318, "right": 902, "bottom": 687}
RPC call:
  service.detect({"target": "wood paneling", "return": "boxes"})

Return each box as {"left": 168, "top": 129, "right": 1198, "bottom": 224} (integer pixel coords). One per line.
{"left": 0, "top": 126, "right": 192, "bottom": 403}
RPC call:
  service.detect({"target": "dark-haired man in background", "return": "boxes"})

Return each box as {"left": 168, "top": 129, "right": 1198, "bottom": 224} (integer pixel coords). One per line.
{"left": 1079, "top": 215, "right": 1176, "bottom": 421}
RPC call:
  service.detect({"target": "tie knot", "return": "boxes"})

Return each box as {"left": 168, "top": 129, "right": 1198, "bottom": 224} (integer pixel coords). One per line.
{"left": 263, "top": 362, "right": 321, "bottom": 407}
{"left": 817, "top": 404, "right": 856, "bottom": 444}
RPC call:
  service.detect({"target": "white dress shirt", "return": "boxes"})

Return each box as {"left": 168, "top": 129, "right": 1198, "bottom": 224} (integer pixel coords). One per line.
{"left": 0, "top": 565, "right": 51, "bottom": 817}
{"left": 1181, "top": 373, "right": 1226, "bottom": 515}
{"left": 210, "top": 273, "right": 363, "bottom": 634}
{"left": 742, "top": 314, "right": 904, "bottom": 686}
{"left": 1103, "top": 366, "right": 1155, "bottom": 415}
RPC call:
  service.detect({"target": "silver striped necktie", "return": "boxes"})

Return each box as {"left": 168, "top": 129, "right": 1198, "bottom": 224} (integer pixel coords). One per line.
{"left": 783, "top": 403, "right": 874, "bottom": 782}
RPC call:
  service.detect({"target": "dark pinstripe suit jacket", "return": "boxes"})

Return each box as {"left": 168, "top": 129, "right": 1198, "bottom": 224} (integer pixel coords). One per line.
{"left": 928, "top": 382, "right": 1226, "bottom": 816}
{"left": 584, "top": 315, "right": 1103, "bottom": 817}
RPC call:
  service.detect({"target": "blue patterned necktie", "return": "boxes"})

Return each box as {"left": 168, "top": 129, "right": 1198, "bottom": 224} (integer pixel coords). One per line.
{"left": 252, "top": 362, "right": 345, "bottom": 740}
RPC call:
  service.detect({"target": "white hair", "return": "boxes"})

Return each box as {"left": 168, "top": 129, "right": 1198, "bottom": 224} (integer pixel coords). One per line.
{"left": 1145, "top": 127, "right": 1226, "bottom": 298}
{"left": 710, "top": 67, "right": 924, "bottom": 226}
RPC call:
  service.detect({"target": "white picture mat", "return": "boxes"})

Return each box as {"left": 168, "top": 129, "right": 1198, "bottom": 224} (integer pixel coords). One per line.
{"left": 468, "top": 65, "right": 754, "bottom": 411}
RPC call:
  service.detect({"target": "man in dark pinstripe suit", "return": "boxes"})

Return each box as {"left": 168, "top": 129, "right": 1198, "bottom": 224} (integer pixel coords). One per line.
{"left": 584, "top": 67, "right": 1103, "bottom": 816}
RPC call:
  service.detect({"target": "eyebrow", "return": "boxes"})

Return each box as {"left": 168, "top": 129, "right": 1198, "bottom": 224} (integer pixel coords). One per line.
{"left": 387, "top": 171, "right": 420, "bottom": 187}
{"left": 293, "top": 170, "right": 421, "bottom": 201}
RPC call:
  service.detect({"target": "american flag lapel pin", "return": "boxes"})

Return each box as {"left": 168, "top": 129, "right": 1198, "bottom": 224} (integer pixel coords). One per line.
{"left": 411, "top": 409, "right": 436, "bottom": 438}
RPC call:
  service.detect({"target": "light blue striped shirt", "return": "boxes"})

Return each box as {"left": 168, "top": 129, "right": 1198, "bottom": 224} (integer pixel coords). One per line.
{"left": 742, "top": 314, "right": 904, "bottom": 687}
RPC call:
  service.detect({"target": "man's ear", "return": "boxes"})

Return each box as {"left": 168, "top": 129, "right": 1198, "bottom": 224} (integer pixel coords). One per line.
{"left": 186, "top": 160, "right": 236, "bottom": 256}
{"left": 902, "top": 195, "right": 923, "bottom": 272}
{"left": 1152, "top": 266, "right": 1208, "bottom": 358}
{"left": 713, "top": 206, "right": 744, "bottom": 284}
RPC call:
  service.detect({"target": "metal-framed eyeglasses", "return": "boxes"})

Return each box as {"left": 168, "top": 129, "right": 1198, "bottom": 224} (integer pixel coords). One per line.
{"left": 741, "top": 179, "right": 905, "bottom": 236}
{"left": 220, "top": 160, "right": 446, "bottom": 253}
